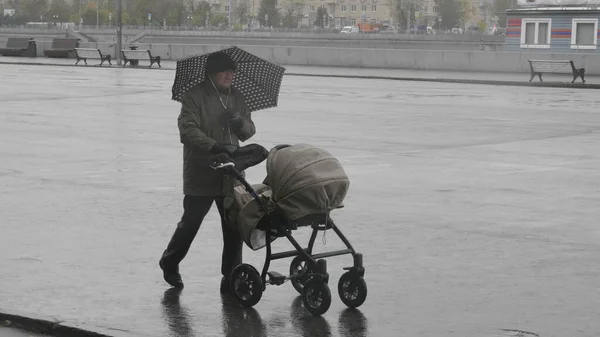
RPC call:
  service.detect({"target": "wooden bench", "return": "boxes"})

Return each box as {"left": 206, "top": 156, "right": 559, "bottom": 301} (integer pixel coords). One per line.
{"left": 44, "top": 38, "right": 79, "bottom": 58}
{"left": 0, "top": 37, "right": 37, "bottom": 57}
{"left": 528, "top": 59, "right": 585, "bottom": 84}
{"left": 121, "top": 49, "right": 161, "bottom": 68}
{"left": 74, "top": 48, "right": 112, "bottom": 66}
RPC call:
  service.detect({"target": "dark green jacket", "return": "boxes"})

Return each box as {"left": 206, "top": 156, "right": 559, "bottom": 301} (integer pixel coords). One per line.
{"left": 178, "top": 82, "right": 255, "bottom": 196}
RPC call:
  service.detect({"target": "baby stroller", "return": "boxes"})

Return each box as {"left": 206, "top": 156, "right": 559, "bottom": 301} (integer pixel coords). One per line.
{"left": 209, "top": 143, "right": 367, "bottom": 316}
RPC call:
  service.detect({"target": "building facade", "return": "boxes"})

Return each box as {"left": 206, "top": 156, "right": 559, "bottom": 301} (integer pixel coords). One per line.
{"left": 505, "top": 6, "right": 600, "bottom": 52}
{"left": 312, "top": 0, "right": 394, "bottom": 28}
{"left": 202, "top": 0, "right": 435, "bottom": 28}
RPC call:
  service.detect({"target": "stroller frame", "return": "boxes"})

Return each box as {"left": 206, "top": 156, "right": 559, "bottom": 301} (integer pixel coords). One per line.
{"left": 213, "top": 162, "right": 367, "bottom": 316}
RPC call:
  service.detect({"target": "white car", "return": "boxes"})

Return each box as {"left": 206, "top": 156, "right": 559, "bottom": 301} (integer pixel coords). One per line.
{"left": 340, "top": 26, "right": 359, "bottom": 34}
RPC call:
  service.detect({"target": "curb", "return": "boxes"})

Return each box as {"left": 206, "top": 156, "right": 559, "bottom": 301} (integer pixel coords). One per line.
{"left": 284, "top": 72, "right": 600, "bottom": 89}
{"left": 0, "top": 310, "right": 115, "bottom": 337}
{"left": 0, "top": 61, "right": 166, "bottom": 71}
{"left": 2, "top": 60, "right": 599, "bottom": 89}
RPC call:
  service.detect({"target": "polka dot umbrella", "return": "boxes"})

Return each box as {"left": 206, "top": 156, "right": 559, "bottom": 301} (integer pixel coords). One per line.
{"left": 171, "top": 46, "right": 286, "bottom": 113}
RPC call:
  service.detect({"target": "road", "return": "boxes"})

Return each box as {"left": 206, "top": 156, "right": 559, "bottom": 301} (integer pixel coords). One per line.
{"left": 1, "top": 63, "right": 599, "bottom": 337}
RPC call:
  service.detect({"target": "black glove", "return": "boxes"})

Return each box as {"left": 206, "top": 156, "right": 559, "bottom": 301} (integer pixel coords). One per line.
{"left": 223, "top": 108, "right": 236, "bottom": 119}
{"left": 228, "top": 118, "right": 244, "bottom": 131}
{"left": 220, "top": 109, "right": 237, "bottom": 125}
{"left": 210, "top": 143, "right": 238, "bottom": 155}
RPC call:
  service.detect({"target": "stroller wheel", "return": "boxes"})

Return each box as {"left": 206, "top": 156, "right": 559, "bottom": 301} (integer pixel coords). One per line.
{"left": 290, "top": 256, "right": 313, "bottom": 294}
{"left": 337, "top": 272, "right": 367, "bottom": 308}
{"left": 230, "top": 264, "right": 263, "bottom": 308}
{"left": 302, "top": 277, "right": 331, "bottom": 316}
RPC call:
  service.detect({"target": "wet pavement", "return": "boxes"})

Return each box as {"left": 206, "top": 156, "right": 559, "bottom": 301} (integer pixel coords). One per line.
{"left": 0, "top": 326, "right": 48, "bottom": 337}
{"left": 1, "top": 63, "right": 600, "bottom": 337}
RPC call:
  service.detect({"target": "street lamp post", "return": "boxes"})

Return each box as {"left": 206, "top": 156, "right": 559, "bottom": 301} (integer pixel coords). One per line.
{"left": 228, "top": 0, "right": 233, "bottom": 30}
{"left": 96, "top": 0, "right": 99, "bottom": 29}
{"left": 403, "top": 0, "right": 413, "bottom": 33}
{"left": 406, "top": 0, "right": 411, "bottom": 33}
{"left": 116, "top": 0, "right": 122, "bottom": 65}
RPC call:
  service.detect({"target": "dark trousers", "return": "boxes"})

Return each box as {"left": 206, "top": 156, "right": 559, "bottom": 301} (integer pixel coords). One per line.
{"left": 160, "top": 195, "right": 242, "bottom": 278}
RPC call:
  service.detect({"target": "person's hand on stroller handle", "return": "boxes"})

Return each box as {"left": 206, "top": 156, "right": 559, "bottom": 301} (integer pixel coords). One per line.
{"left": 208, "top": 152, "right": 236, "bottom": 170}
{"left": 228, "top": 118, "right": 244, "bottom": 131}
{"left": 211, "top": 143, "right": 238, "bottom": 155}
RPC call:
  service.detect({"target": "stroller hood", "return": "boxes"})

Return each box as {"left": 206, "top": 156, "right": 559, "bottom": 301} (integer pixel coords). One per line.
{"left": 263, "top": 144, "right": 350, "bottom": 221}
{"left": 224, "top": 144, "right": 350, "bottom": 251}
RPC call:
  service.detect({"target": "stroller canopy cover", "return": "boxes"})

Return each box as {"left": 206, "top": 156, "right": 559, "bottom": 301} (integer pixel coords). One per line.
{"left": 225, "top": 143, "right": 350, "bottom": 251}
{"left": 264, "top": 144, "right": 350, "bottom": 221}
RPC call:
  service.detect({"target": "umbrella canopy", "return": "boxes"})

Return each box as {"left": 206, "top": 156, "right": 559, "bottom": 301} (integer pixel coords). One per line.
{"left": 171, "top": 46, "right": 286, "bottom": 113}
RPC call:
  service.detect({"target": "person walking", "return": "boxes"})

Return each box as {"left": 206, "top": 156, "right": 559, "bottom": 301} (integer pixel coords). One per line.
{"left": 159, "top": 51, "right": 256, "bottom": 289}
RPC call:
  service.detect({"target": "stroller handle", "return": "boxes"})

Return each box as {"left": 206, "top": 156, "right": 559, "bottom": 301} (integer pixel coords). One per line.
{"left": 212, "top": 162, "right": 236, "bottom": 169}
{"left": 210, "top": 160, "right": 272, "bottom": 214}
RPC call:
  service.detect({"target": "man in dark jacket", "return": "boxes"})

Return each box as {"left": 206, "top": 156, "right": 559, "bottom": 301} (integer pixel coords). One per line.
{"left": 159, "top": 52, "right": 256, "bottom": 289}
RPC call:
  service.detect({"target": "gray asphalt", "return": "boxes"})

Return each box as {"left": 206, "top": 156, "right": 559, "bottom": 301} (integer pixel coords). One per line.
{"left": 1, "top": 63, "right": 599, "bottom": 337}
{"left": 0, "top": 326, "right": 47, "bottom": 337}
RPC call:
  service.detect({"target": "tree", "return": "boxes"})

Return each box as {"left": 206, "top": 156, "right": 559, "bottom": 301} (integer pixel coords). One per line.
{"left": 493, "top": 0, "right": 517, "bottom": 28}
{"left": 314, "top": 6, "right": 328, "bottom": 28}
{"left": 47, "top": 0, "right": 71, "bottom": 22}
{"left": 161, "top": 0, "right": 187, "bottom": 26}
{"left": 281, "top": 9, "right": 297, "bottom": 28}
{"left": 7, "top": 0, "right": 48, "bottom": 21}
{"left": 233, "top": 2, "right": 248, "bottom": 25}
{"left": 258, "top": 0, "right": 280, "bottom": 27}
{"left": 81, "top": 2, "right": 101, "bottom": 25}
{"left": 123, "top": 0, "right": 188, "bottom": 27}
{"left": 127, "top": 0, "right": 160, "bottom": 26}
{"left": 280, "top": 0, "right": 303, "bottom": 28}
{"left": 190, "top": 1, "right": 211, "bottom": 27}
{"left": 27, "top": 0, "right": 48, "bottom": 21}
{"left": 434, "top": 0, "right": 466, "bottom": 28}
{"left": 210, "top": 13, "right": 228, "bottom": 27}
{"left": 392, "top": 0, "right": 416, "bottom": 30}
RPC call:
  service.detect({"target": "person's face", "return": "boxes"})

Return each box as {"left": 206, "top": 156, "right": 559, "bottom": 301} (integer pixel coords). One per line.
{"left": 213, "top": 70, "right": 234, "bottom": 89}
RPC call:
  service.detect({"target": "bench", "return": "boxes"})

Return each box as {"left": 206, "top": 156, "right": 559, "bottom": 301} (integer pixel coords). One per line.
{"left": 528, "top": 59, "right": 585, "bottom": 84}
{"left": 0, "top": 37, "right": 37, "bottom": 57}
{"left": 121, "top": 49, "right": 161, "bottom": 68}
{"left": 74, "top": 48, "right": 112, "bottom": 66}
{"left": 44, "top": 38, "right": 79, "bottom": 58}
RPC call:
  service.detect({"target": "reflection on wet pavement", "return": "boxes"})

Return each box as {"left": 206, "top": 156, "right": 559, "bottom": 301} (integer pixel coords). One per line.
{"left": 160, "top": 287, "right": 370, "bottom": 337}
{"left": 161, "top": 288, "right": 195, "bottom": 337}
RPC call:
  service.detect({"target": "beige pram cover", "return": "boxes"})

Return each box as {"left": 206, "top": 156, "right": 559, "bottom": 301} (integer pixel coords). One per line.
{"left": 224, "top": 144, "right": 350, "bottom": 250}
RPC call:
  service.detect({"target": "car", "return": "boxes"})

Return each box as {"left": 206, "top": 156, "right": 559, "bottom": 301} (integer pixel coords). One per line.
{"left": 340, "top": 26, "right": 359, "bottom": 34}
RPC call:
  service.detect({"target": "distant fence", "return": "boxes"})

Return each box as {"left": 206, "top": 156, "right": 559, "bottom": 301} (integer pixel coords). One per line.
{"left": 0, "top": 26, "right": 505, "bottom": 43}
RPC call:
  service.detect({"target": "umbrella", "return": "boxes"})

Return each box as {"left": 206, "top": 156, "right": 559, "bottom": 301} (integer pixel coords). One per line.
{"left": 171, "top": 46, "right": 286, "bottom": 113}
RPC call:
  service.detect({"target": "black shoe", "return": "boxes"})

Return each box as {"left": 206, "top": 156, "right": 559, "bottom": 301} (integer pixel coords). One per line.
{"left": 159, "top": 259, "right": 184, "bottom": 288}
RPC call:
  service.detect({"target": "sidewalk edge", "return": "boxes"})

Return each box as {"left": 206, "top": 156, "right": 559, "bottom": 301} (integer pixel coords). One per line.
{"left": 284, "top": 72, "right": 600, "bottom": 89}
{"left": 0, "top": 310, "right": 115, "bottom": 337}
{"left": 1, "top": 60, "right": 599, "bottom": 89}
